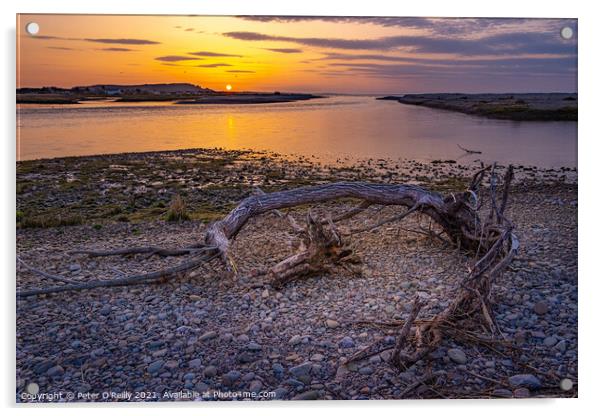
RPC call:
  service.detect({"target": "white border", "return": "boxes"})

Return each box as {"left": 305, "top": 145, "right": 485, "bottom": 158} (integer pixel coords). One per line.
{"left": 2, "top": 1, "right": 599, "bottom": 415}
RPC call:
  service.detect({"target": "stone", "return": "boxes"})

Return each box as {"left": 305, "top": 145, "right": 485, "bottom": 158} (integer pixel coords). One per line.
{"left": 100, "top": 305, "right": 111, "bottom": 316}
{"left": 289, "top": 362, "right": 312, "bottom": 383}
{"left": 189, "top": 359, "right": 202, "bottom": 369}
{"left": 310, "top": 354, "right": 324, "bottom": 361}
{"left": 508, "top": 374, "right": 542, "bottom": 389}
{"left": 533, "top": 301, "right": 549, "bottom": 315}
{"left": 359, "top": 366, "right": 374, "bottom": 375}
{"left": 543, "top": 336, "right": 557, "bottom": 347}
{"left": 447, "top": 348, "right": 467, "bottom": 364}
{"left": 274, "top": 387, "right": 288, "bottom": 399}
{"left": 164, "top": 360, "right": 179, "bottom": 371}
{"left": 246, "top": 342, "right": 262, "bottom": 351}
{"left": 147, "top": 360, "right": 164, "bottom": 374}
{"left": 46, "top": 365, "right": 65, "bottom": 377}
{"left": 288, "top": 335, "right": 302, "bottom": 346}
{"left": 325, "top": 319, "right": 339, "bottom": 329}
{"left": 493, "top": 388, "right": 513, "bottom": 398}
{"left": 222, "top": 370, "right": 241, "bottom": 385}
{"left": 339, "top": 336, "right": 355, "bottom": 348}
{"left": 272, "top": 363, "right": 285, "bottom": 377}
{"left": 249, "top": 380, "right": 263, "bottom": 393}
{"left": 293, "top": 390, "right": 320, "bottom": 400}
{"left": 513, "top": 388, "right": 530, "bottom": 398}
{"left": 199, "top": 331, "right": 218, "bottom": 341}
{"left": 203, "top": 365, "right": 218, "bottom": 378}
{"left": 554, "top": 340, "right": 567, "bottom": 353}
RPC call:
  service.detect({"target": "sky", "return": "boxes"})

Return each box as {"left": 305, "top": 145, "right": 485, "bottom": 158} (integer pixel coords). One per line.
{"left": 16, "top": 15, "right": 578, "bottom": 94}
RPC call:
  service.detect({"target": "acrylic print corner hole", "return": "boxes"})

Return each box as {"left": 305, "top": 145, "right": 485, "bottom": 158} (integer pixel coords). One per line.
{"left": 16, "top": 14, "right": 577, "bottom": 403}
{"left": 25, "top": 22, "right": 39, "bottom": 36}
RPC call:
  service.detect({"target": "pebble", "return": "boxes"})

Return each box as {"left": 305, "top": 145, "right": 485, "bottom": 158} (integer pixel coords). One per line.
{"left": 493, "top": 388, "right": 513, "bottom": 398}
{"left": 246, "top": 342, "right": 262, "bottom": 351}
{"left": 359, "top": 366, "right": 374, "bottom": 375}
{"left": 222, "top": 370, "right": 241, "bottom": 385}
{"left": 46, "top": 365, "right": 64, "bottom": 377}
{"left": 188, "top": 359, "right": 202, "bottom": 369}
{"left": 199, "top": 331, "right": 218, "bottom": 342}
{"left": 293, "top": 390, "right": 320, "bottom": 400}
{"left": 447, "top": 348, "right": 467, "bottom": 364}
{"left": 339, "top": 336, "right": 355, "bottom": 348}
{"left": 513, "top": 388, "right": 531, "bottom": 398}
{"left": 508, "top": 374, "right": 542, "bottom": 389}
{"left": 203, "top": 365, "right": 218, "bottom": 378}
{"left": 288, "top": 335, "right": 302, "bottom": 346}
{"left": 325, "top": 319, "right": 339, "bottom": 329}
{"left": 533, "top": 301, "right": 549, "bottom": 315}
{"left": 147, "top": 360, "right": 164, "bottom": 374}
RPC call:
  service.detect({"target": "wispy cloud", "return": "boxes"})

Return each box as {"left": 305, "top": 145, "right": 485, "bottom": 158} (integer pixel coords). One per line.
{"left": 195, "top": 63, "right": 232, "bottom": 68}
{"left": 264, "top": 48, "right": 303, "bottom": 53}
{"left": 32, "top": 35, "right": 160, "bottom": 45}
{"left": 84, "top": 38, "right": 160, "bottom": 45}
{"left": 189, "top": 51, "right": 243, "bottom": 57}
{"left": 155, "top": 55, "right": 201, "bottom": 62}
{"left": 223, "top": 30, "right": 576, "bottom": 55}
{"left": 227, "top": 69, "right": 255, "bottom": 73}
{"left": 99, "top": 47, "right": 136, "bottom": 52}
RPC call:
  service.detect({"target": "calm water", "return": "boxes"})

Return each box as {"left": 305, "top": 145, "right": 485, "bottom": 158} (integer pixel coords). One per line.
{"left": 17, "top": 96, "right": 577, "bottom": 167}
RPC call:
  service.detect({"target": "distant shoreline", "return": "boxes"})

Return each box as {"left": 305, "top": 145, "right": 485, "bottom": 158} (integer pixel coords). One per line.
{"left": 378, "top": 93, "right": 578, "bottom": 122}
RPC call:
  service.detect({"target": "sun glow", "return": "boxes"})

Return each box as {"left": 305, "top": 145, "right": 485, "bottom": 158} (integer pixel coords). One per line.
{"left": 226, "top": 84, "right": 232, "bottom": 91}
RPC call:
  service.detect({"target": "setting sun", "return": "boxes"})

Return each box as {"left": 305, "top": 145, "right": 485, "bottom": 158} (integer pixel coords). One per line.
{"left": 226, "top": 84, "right": 232, "bottom": 91}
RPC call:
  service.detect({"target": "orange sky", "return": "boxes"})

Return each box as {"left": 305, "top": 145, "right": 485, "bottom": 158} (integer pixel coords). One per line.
{"left": 16, "top": 14, "right": 577, "bottom": 93}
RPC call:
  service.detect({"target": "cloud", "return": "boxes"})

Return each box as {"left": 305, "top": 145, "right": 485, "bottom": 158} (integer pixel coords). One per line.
{"left": 223, "top": 30, "right": 576, "bottom": 56}
{"left": 185, "top": 28, "right": 195, "bottom": 32}
{"left": 189, "top": 51, "right": 243, "bottom": 57}
{"left": 47, "top": 46, "right": 75, "bottom": 51}
{"left": 237, "top": 16, "right": 576, "bottom": 38}
{"left": 155, "top": 55, "right": 201, "bottom": 62}
{"left": 264, "top": 48, "right": 302, "bottom": 53}
{"left": 99, "top": 47, "right": 136, "bottom": 52}
{"left": 195, "top": 63, "right": 232, "bottom": 68}
{"left": 32, "top": 35, "right": 160, "bottom": 45}
{"left": 227, "top": 69, "right": 255, "bottom": 73}
{"left": 84, "top": 38, "right": 160, "bottom": 45}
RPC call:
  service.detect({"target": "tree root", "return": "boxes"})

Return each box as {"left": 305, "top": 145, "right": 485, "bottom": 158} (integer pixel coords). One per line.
{"left": 17, "top": 164, "right": 518, "bottom": 379}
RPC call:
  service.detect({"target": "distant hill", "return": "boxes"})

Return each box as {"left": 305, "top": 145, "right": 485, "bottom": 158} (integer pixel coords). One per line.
{"left": 18, "top": 83, "right": 214, "bottom": 96}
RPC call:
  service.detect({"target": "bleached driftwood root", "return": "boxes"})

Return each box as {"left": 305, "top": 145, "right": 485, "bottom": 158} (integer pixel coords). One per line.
{"left": 17, "top": 165, "right": 518, "bottom": 372}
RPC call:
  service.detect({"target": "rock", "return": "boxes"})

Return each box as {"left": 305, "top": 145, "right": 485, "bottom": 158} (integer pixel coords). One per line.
{"left": 272, "top": 363, "right": 285, "bottom": 377}
{"left": 68, "top": 263, "right": 81, "bottom": 272}
{"left": 262, "top": 289, "right": 270, "bottom": 299}
{"left": 325, "top": 319, "right": 339, "bottom": 329}
{"left": 289, "top": 362, "right": 312, "bottom": 381}
{"left": 359, "top": 366, "right": 374, "bottom": 375}
{"left": 99, "top": 305, "right": 111, "bottom": 316}
{"left": 508, "top": 374, "right": 542, "bottom": 389}
{"left": 533, "top": 301, "right": 549, "bottom": 315}
{"left": 543, "top": 336, "right": 557, "bottom": 347}
{"left": 513, "top": 388, "right": 530, "bottom": 398}
{"left": 339, "top": 336, "right": 355, "bottom": 348}
{"left": 274, "top": 387, "right": 288, "bottom": 399}
{"left": 189, "top": 295, "right": 202, "bottom": 301}
{"left": 310, "top": 354, "right": 324, "bottom": 361}
{"left": 189, "top": 358, "right": 202, "bottom": 369}
{"left": 249, "top": 380, "right": 263, "bottom": 393}
{"left": 147, "top": 360, "right": 164, "bottom": 374}
{"left": 447, "top": 348, "right": 467, "bottom": 364}
{"left": 164, "top": 360, "right": 179, "bottom": 371}
{"left": 222, "top": 370, "right": 241, "bottom": 386}
{"left": 293, "top": 390, "right": 320, "bottom": 400}
{"left": 199, "top": 331, "right": 218, "bottom": 341}
{"left": 493, "top": 388, "right": 513, "bottom": 398}
{"left": 46, "top": 365, "right": 64, "bottom": 377}
{"left": 288, "top": 335, "right": 302, "bottom": 346}
{"left": 554, "top": 340, "right": 567, "bottom": 353}
{"left": 33, "top": 361, "right": 54, "bottom": 375}
{"left": 246, "top": 342, "right": 262, "bottom": 351}
{"left": 203, "top": 365, "right": 218, "bottom": 378}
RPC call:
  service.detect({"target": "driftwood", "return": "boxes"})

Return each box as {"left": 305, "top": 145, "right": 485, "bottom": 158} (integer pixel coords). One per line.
{"left": 457, "top": 143, "right": 482, "bottom": 154}
{"left": 17, "top": 165, "right": 518, "bottom": 371}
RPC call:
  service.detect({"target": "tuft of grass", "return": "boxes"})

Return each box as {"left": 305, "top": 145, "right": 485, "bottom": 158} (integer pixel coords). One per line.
{"left": 166, "top": 194, "right": 190, "bottom": 222}
{"left": 18, "top": 212, "right": 84, "bottom": 229}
